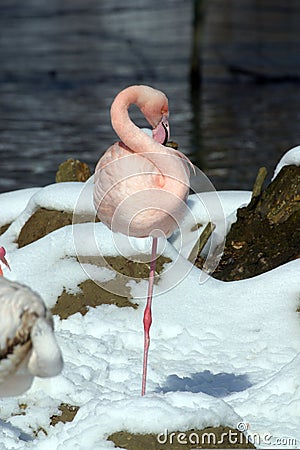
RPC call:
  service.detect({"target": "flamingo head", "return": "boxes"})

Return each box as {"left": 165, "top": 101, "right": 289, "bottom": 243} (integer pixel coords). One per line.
{"left": 137, "top": 86, "right": 169, "bottom": 144}
{"left": 0, "top": 247, "right": 11, "bottom": 273}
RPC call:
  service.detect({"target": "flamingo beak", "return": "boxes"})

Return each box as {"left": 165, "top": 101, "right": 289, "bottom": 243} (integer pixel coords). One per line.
{"left": 152, "top": 114, "right": 170, "bottom": 145}
{"left": 0, "top": 247, "right": 11, "bottom": 272}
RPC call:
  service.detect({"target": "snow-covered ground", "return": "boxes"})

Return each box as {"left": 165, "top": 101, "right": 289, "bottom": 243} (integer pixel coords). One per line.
{"left": 0, "top": 148, "right": 299, "bottom": 449}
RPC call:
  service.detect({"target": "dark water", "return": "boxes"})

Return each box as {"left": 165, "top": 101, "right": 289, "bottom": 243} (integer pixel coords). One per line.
{"left": 1, "top": 0, "right": 300, "bottom": 194}
{"left": 202, "top": 0, "right": 300, "bottom": 189}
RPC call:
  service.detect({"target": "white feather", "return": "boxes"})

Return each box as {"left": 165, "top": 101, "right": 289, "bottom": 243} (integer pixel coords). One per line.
{"left": 28, "top": 317, "right": 63, "bottom": 377}
{"left": 0, "top": 278, "right": 63, "bottom": 396}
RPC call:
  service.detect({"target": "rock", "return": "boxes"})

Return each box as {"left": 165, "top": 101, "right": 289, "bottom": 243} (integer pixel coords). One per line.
{"left": 50, "top": 403, "right": 80, "bottom": 426}
{"left": 210, "top": 165, "right": 300, "bottom": 281}
{"left": 55, "top": 159, "right": 91, "bottom": 183}
{"left": 17, "top": 208, "right": 74, "bottom": 248}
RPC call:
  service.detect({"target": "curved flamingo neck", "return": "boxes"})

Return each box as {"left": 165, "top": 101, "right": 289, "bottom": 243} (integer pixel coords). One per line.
{"left": 110, "top": 86, "right": 166, "bottom": 155}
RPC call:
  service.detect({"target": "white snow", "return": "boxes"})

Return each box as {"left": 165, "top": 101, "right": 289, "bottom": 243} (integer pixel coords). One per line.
{"left": 0, "top": 152, "right": 299, "bottom": 449}
{"left": 0, "top": 188, "right": 41, "bottom": 227}
{"left": 272, "top": 145, "right": 300, "bottom": 179}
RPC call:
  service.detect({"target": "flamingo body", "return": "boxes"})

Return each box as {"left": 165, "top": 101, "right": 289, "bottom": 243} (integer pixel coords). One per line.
{"left": 93, "top": 85, "right": 190, "bottom": 238}
{"left": 0, "top": 278, "right": 63, "bottom": 397}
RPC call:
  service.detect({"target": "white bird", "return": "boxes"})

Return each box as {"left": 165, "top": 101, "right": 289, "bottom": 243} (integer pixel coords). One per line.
{"left": 0, "top": 277, "right": 63, "bottom": 397}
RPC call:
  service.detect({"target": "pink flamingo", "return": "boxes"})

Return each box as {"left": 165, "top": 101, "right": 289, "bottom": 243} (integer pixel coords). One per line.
{"left": 93, "top": 85, "right": 192, "bottom": 395}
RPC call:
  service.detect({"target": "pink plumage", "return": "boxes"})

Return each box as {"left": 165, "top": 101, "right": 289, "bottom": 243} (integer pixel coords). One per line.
{"left": 93, "top": 85, "right": 190, "bottom": 239}
{"left": 93, "top": 85, "right": 192, "bottom": 395}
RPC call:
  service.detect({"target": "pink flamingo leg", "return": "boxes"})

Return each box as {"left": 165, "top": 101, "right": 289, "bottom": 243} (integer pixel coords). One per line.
{"left": 141, "top": 236, "right": 158, "bottom": 396}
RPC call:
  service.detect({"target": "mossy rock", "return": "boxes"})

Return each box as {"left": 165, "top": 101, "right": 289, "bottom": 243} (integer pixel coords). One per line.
{"left": 52, "top": 254, "right": 171, "bottom": 319}
{"left": 0, "top": 223, "right": 10, "bottom": 235}
{"left": 52, "top": 279, "right": 138, "bottom": 319}
{"left": 165, "top": 141, "right": 179, "bottom": 150}
{"left": 50, "top": 403, "right": 80, "bottom": 426}
{"left": 55, "top": 158, "right": 91, "bottom": 182}
{"left": 210, "top": 165, "right": 300, "bottom": 281}
{"left": 17, "top": 207, "right": 99, "bottom": 247}
{"left": 79, "top": 254, "right": 171, "bottom": 280}
{"left": 17, "top": 208, "right": 74, "bottom": 247}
